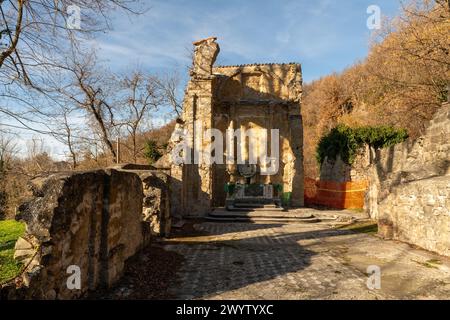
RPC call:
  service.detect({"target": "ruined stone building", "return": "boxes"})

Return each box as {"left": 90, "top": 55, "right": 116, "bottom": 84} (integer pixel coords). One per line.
{"left": 163, "top": 38, "right": 304, "bottom": 216}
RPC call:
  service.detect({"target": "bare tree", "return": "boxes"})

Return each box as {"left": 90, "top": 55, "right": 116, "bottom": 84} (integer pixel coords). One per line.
{"left": 53, "top": 51, "right": 118, "bottom": 163}
{"left": 154, "top": 73, "right": 183, "bottom": 118}
{"left": 24, "top": 137, "right": 55, "bottom": 174}
{"left": 0, "top": 0, "right": 142, "bottom": 78}
{"left": 117, "top": 70, "right": 163, "bottom": 162}
{"left": 0, "top": 0, "right": 143, "bottom": 134}
{"left": 49, "top": 105, "right": 83, "bottom": 169}
{"left": 0, "top": 132, "right": 17, "bottom": 176}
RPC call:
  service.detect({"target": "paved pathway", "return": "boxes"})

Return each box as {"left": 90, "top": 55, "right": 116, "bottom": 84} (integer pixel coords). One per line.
{"left": 164, "top": 212, "right": 450, "bottom": 300}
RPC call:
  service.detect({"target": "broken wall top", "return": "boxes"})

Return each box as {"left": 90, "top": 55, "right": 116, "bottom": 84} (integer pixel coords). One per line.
{"left": 212, "top": 63, "right": 302, "bottom": 103}
{"left": 188, "top": 37, "right": 302, "bottom": 103}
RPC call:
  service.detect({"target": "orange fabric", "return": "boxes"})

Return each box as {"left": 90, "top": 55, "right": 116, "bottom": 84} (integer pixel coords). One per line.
{"left": 304, "top": 178, "right": 368, "bottom": 209}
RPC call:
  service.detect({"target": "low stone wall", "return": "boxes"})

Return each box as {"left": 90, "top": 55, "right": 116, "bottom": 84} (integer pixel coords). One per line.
{"left": 1, "top": 169, "right": 145, "bottom": 299}
{"left": 366, "top": 103, "right": 450, "bottom": 257}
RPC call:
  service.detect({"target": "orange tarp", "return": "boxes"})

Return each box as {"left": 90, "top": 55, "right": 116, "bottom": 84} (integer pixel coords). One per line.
{"left": 304, "top": 177, "right": 368, "bottom": 209}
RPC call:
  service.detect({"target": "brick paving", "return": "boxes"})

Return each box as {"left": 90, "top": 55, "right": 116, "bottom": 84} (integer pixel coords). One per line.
{"left": 164, "top": 217, "right": 450, "bottom": 300}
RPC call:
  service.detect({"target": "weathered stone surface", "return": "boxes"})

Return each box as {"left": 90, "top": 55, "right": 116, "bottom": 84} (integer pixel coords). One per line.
{"left": 4, "top": 169, "right": 145, "bottom": 299}
{"left": 13, "top": 236, "right": 37, "bottom": 263}
{"left": 365, "top": 103, "right": 450, "bottom": 257}
{"left": 378, "top": 176, "right": 449, "bottom": 256}
{"left": 167, "top": 38, "right": 304, "bottom": 216}
{"left": 191, "top": 37, "right": 220, "bottom": 79}
{"left": 108, "top": 165, "right": 173, "bottom": 238}
{"left": 141, "top": 171, "right": 171, "bottom": 237}
{"left": 319, "top": 146, "right": 370, "bottom": 183}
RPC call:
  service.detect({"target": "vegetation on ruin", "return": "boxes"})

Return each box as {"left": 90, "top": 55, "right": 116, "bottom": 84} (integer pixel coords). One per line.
{"left": 316, "top": 125, "right": 408, "bottom": 165}
{"left": 0, "top": 220, "right": 25, "bottom": 283}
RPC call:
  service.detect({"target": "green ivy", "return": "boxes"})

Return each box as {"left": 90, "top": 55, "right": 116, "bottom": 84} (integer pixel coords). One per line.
{"left": 316, "top": 124, "right": 408, "bottom": 166}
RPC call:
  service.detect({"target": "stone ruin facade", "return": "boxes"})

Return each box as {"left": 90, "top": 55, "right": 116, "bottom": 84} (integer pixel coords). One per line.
{"left": 0, "top": 37, "right": 305, "bottom": 299}
{"left": 163, "top": 37, "right": 304, "bottom": 216}
{"left": 1, "top": 39, "right": 447, "bottom": 300}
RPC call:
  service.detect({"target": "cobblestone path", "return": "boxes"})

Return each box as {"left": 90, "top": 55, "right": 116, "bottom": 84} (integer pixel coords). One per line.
{"left": 165, "top": 217, "right": 450, "bottom": 300}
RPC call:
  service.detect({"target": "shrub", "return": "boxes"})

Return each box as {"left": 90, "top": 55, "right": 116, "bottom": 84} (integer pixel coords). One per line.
{"left": 143, "top": 140, "right": 163, "bottom": 164}
{"left": 316, "top": 124, "right": 408, "bottom": 166}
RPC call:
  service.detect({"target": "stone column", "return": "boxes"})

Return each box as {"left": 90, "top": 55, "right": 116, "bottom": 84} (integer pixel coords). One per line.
{"left": 288, "top": 106, "right": 304, "bottom": 207}
{"left": 178, "top": 37, "right": 220, "bottom": 216}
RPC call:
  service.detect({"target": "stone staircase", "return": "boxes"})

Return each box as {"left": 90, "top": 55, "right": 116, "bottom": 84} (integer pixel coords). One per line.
{"left": 210, "top": 194, "right": 324, "bottom": 223}
{"left": 206, "top": 206, "right": 321, "bottom": 223}
{"left": 226, "top": 203, "right": 283, "bottom": 212}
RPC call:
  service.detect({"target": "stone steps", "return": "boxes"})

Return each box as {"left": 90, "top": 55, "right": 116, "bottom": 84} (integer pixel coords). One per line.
{"left": 205, "top": 216, "right": 321, "bottom": 223}
{"left": 207, "top": 208, "right": 321, "bottom": 223}
{"left": 212, "top": 209, "right": 313, "bottom": 218}
{"left": 226, "top": 205, "right": 284, "bottom": 212}
{"left": 233, "top": 203, "right": 279, "bottom": 208}
{"left": 232, "top": 198, "right": 280, "bottom": 205}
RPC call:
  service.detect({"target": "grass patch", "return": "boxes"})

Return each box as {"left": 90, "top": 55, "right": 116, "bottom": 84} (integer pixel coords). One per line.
{"left": 0, "top": 220, "right": 26, "bottom": 283}
{"left": 337, "top": 220, "right": 378, "bottom": 234}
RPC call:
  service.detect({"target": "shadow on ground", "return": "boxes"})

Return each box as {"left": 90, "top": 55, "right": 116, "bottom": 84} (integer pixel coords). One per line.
{"left": 163, "top": 221, "right": 368, "bottom": 299}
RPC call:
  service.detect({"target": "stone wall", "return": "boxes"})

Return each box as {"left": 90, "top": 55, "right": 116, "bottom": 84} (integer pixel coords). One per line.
{"left": 110, "top": 164, "right": 172, "bottom": 237}
{"left": 305, "top": 147, "right": 370, "bottom": 209}
{"left": 1, "top": 169, "right": 145, "bottom": 299}
{"left": 141, "top": 171, "right": 171, "bottom": 237}
{"left": 319, "top": 146, "right": 370, "bottom": 183}
{"left": 366, "top": 103, "right": 450, "bottom": 257}
{"left": 377, "top": 176, "right": 449, "bottom": 256}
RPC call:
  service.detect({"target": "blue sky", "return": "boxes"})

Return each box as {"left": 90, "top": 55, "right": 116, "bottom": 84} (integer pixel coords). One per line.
{"left": 94, "top": 0, "right": 403, "bottom": 83}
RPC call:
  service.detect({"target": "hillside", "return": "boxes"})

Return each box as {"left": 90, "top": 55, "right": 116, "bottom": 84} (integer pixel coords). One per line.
{"left": 302, "top": 1, "right": 449, "bottom": 178}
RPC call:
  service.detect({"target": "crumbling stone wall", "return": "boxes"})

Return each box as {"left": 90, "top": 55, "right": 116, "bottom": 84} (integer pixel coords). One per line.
{"left": 304, "top": 147, "right": 370, "bottom": 209}
{"left": 141, "top": 171, "right": 171, "bottom": 237}
{"left": 110, "top": 164, "right": 172, "bottom": 237}
{"left": 319, "top": 146, "right": 370, "bottom": 183}
{"left": 1, "top": 169, "right": 145, "bottom": 299}
{"left": 366, "top": 103, "right": 450, "bottom": 256}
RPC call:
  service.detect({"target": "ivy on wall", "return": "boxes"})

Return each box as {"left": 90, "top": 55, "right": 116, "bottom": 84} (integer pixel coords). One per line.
{"left": 316, "top": 124, "right": 408, "bottom": 166}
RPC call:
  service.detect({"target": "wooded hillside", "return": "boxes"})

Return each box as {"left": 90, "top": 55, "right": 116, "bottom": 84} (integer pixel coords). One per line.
{"left": 302, "top": 0, "right": 449, "bottom": 178}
